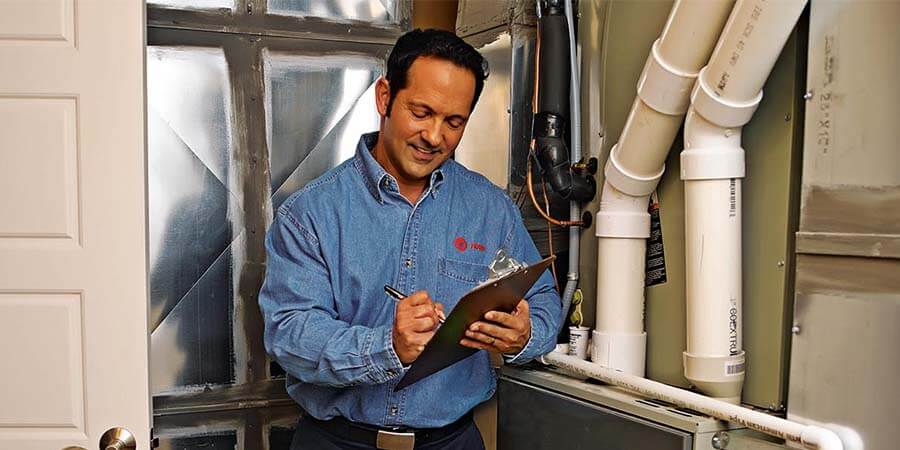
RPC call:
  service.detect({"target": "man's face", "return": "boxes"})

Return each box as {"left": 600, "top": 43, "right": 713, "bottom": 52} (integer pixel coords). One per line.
{"left": 375, "top": 56, "right": 476, "bottom": 185}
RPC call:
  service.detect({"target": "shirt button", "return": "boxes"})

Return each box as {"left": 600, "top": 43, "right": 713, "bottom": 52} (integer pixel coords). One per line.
{"left": 390, "top": 406, "right": 399, "bottom": 416}
{"left": 405, "top": 258, "right": 412, "bottom": 268}
{"left": 387, "top": 369, "right": 396, "bottom": 377}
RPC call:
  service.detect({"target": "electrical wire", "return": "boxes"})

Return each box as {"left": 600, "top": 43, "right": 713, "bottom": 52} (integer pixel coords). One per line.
{"left": 540, "top": 174, "right": 561, "bottom": 292}
{"left": 526, "top": 156, "right": 584, "bottom": 227}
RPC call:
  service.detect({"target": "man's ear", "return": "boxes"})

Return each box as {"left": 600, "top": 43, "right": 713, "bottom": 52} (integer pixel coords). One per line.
{"left": 375, "top": 77, "right": 391, "bottom": 117}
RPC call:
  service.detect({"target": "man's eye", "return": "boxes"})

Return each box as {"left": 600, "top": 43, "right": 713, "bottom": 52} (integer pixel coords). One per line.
{"left": 411, "top": 110, "right": 428, "bottom": 119}
{"left": 447, "top": 120, "right": 463, "bottom": 129}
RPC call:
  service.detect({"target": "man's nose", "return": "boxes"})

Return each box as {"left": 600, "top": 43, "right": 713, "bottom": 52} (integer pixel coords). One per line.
{"left": 421, "top": 120, "right": 442, "bottom": 149}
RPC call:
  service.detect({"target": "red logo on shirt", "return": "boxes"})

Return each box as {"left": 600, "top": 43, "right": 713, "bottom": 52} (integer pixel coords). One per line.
{"left": 454, "top": 237, "right": 486, "bottom": 253}
{"left": 454, "top": 237, "right": 468, "bottom": 252}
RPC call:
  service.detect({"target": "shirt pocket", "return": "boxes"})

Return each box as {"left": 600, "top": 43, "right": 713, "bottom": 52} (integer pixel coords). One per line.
{"left": 438, "top": 257, "right": 490, "bottom": 285}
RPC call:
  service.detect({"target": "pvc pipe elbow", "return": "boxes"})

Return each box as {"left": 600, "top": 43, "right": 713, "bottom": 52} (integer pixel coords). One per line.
{"left": 691, "top": 67, "right": 763, "bottom": 129}
{"left": 595, "top": 181, "right": 650, "bottom": 239}
{"left": 681, "top": 107, "right": 746, "bottom": 181}
{"left": 801, "top": 425, "right": 845, "bottom": 450}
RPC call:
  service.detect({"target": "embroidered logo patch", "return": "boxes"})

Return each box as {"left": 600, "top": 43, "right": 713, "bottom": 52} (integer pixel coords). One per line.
{"left": 454, "top": 237, "right": 468, "bottom": 252}
{"left": 454, "top": 237, "right": 486, "bottom": 253}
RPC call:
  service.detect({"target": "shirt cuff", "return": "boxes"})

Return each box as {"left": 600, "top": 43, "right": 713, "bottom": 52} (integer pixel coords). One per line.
{"left": 502, "top": 326, "right": 536, "bottom": 365}
{"left": 366, "top": 326, "right": 405, "bottom": 383}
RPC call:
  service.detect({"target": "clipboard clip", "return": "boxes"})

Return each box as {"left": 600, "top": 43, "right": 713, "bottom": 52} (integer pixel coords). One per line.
{"left": 487, "top": 249, "right": 527, "bottom": 280}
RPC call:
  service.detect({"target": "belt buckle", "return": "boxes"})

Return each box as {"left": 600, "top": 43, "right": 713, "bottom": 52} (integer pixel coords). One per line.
{"left": 376, "top": 429, "right": 415, "bottom": 450}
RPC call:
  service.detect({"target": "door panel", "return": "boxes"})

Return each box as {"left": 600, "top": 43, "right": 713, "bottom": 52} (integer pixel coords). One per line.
{"left": 0, "top": 1, "right": 150, "bottom": 449}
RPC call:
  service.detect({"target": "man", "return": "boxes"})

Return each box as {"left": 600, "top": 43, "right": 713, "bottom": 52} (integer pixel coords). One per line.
{"left": 260, "top": 29, "right": 561, "bottom": 449}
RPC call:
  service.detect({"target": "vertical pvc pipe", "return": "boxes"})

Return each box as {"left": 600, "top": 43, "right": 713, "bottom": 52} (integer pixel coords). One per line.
{"left": 593, "top": 0, "right": 734, "bottom": 376}
{"left": 681, "top": 0, "right": 808, "bottom": 402}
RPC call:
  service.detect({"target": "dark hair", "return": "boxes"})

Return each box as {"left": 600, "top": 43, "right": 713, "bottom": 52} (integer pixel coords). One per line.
{"left": 384, "top": 28, "right": 488, "bottom": 116}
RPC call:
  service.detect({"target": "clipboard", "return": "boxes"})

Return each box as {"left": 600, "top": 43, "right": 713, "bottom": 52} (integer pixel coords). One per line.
{"left": 394, "top": 255, "right": 555, "bottom": 391}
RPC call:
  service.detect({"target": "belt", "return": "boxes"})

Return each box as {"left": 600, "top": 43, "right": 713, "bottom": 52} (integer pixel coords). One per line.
{"left": 305, "top": 412, "right": 473, "bottom": 450}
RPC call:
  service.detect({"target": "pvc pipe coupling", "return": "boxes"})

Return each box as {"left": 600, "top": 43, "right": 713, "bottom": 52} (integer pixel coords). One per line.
{"left": 638, "top": 39, "right": 699, "bottom": 116}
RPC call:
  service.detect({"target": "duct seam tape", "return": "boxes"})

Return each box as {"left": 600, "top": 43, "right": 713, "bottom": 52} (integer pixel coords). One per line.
{"left": 591, "top": 330, "right": 647, "bottom": 376}
{"left": 637, "top": 39, "right": 698, "bottom": 116}
{"left": 604, "top": 145, "right": 665, "bottom": 196}
{"left": 595, "top": 209, "right": 650, "bottom": 238}
{"left": 691, "top": 68, "right": 763, "bottom": 128}
{"left": 680, "top": 146, "right": 745, "bottom": 180}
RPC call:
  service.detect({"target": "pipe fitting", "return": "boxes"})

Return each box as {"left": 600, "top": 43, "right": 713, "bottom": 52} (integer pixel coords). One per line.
{"left": 604, "top": 145, "right": 666, "bottom": 197}
{"left": 681, "top": 146, "right": 745, "bottom": 180}
{"left": 684, "top": 351, "right": 746, "bottom": 404}
{"left": 801, "top": 426, "right": 846, "bottom": 450}
{"left": 595, "top": 181, "right": 650, "bottom": 238}
{"left": 691, "top": 67, "right": 763, "bottom": 128}
{"left": 682, "top": 107, "right": 746, "bottom": 180}
{"left": 637, "top": 39, "right": 699, "bottom": 115}
{"left": 591, "top": 330, "right": 647, "bottom": 376}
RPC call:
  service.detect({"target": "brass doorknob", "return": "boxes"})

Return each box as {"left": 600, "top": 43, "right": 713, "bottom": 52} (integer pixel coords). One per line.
{"left": 99, "top": 427, "right": 136, "bottom": 450}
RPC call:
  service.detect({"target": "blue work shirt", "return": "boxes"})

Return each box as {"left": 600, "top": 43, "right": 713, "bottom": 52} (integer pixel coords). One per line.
{"left": 259, "top": 132, "right": 561, "bottom": 428}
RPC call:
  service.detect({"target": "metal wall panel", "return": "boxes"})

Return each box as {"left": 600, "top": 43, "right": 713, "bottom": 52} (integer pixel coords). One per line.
{"left": 498, "top": 377, "right": 692, "bottom": 450}
{"left": 149, "top": 47, "right": 240, "bottom": 392}
{"left": 269, "top": 0, "right": 398, "bottom": 24}
{"left": 147, "top": 0, "right": 407, "bottom": 447}
{"left": 789, "top": 255, "right": 900, "bottom": 450}
{"left": 265, "top": 50, "right": 383, "bottom": 209}
{"left": 454, "top": 33, "right": 512, "bottom": 189}
{"left": 158, "top": 433, "right": 238, "bottom": 450}
{"left": 789, "top": 2, "right": 900, "bottom": 449}
{"left": 149, "top": 0, "right": 235, "bottom": 10}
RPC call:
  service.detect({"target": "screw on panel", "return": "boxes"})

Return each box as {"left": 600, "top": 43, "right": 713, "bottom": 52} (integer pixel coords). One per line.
{"left": 784, "top": 113, "right": 792, "bottom": 121}
{"left": 777, "top": 260, "right": 785, "bottom": 267}
{"left": 791, "top": 325, "right": 801, "bottom": 335}
{"left": 803, "top": 91, "right": 814, "bottom": 100}
{"left": 711, "top": 431, "right": 730, "bottom": 449}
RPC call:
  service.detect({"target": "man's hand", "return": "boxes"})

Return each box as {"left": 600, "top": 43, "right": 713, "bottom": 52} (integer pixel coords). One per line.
{"left": 392, "top": 291, "right": 445, "bottom": 365}
{"left": 460, "top": 299, "right": 531, "bottom": 355}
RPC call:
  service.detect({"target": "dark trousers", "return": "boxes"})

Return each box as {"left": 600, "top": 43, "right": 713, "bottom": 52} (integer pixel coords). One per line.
{"left": 290, "top": 415, "right": 486, "bottom": 450}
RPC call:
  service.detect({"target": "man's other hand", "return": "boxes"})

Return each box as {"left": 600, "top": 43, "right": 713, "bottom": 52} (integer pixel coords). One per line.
{"left": 392, "top": 290, "right": 444, "bottom": 365}
{"left": 460, "top": 299, "right": 531, "bottom": 355}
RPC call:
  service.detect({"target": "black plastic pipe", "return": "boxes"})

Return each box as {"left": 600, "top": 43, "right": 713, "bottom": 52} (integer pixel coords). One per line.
{"left": 533, "top": 1, "right": 596, "bottom": 202}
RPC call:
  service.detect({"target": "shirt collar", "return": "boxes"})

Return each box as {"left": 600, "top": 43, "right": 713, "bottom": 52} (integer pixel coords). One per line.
{"left": 355, "top": 132, "right": 447, "bottom": 203}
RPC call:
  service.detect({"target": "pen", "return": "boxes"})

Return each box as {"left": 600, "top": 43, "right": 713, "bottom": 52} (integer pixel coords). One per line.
{"left": 383, "top": 285, "right": 445, "bottom": 324}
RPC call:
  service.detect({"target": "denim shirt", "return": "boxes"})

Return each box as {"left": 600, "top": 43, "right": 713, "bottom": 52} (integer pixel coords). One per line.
{"left": 259, "top": 132, "right": 561, "bottom": 428}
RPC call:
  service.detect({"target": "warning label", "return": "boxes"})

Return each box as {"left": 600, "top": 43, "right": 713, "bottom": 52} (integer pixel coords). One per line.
{"left": 645, "top": 191, "right": 667, "bottom": 287}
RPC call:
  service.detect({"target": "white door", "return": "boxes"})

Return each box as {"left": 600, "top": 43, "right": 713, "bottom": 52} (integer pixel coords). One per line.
{"left": 0, "top": 1, "right": 150, "bottom": 449}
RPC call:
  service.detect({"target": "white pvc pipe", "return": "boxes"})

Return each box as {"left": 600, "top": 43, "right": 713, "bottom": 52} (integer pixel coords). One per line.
{"left": 609, "top": 0, "right": 736, "bottom": 190}
{"left": 594, "top": 0, "right": 734, "bottom": 376}
{"left": 542, "top": 352, "right": 846, "bottom": 450}
{"left": 704, "top": 0, "right": 809, "bottom": 101}
{"left": 681, "top": 0, "right": 807, "bottom": 402}
{"left": 593, "top": 181, "right": 648, "bottom": 374}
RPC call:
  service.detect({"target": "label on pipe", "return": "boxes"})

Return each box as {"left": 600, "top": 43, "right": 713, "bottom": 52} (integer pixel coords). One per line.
{"left": 645, "top": 191, "right": 668, "bottom": 287}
